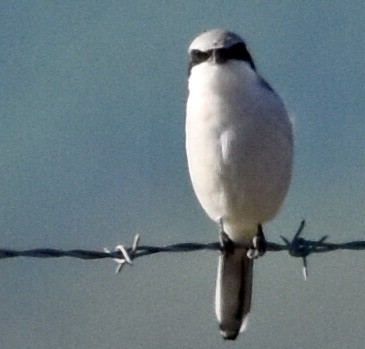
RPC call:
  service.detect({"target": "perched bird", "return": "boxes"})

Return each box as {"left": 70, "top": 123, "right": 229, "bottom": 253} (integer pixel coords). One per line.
{"left": 185, "top": 29, "right": 293, "bottom": 340}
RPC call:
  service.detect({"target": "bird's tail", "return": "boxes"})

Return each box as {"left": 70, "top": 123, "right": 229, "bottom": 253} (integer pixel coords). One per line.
{"left": 215, "top": 247, "right": 254, "bottom": 340}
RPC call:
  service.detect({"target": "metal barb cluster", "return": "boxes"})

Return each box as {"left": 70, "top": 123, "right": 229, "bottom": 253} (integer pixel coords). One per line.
{"left": 0, "top": 220, "right": 364, "bottom": 279}
{"left": 104, "top": 234, "right": 140, "bottom": 273}
{"left": 279, "top": 220, "right": 326, "bottom": 279}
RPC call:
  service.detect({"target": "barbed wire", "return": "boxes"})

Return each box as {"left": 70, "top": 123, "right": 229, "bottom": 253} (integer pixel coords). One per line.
{"left": 1, "top": 221, "right": 364, "bottom": 279}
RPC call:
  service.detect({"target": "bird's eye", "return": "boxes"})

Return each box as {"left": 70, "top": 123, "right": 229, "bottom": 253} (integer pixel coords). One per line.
{"left": 190, "top": 49, "right": 211, "bottom": 64}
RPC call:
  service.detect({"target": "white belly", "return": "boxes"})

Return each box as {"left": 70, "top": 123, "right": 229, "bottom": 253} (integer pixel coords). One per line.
{"left": 186, "top": 61, "right": 293, "bottom": 241}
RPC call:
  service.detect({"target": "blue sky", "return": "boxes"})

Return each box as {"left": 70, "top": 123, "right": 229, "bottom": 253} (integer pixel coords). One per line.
{"left": 0, "top": 1, "right": 364, "bottom": 348}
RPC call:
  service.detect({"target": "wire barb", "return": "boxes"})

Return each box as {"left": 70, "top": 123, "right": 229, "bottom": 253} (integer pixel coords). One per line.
{"left": 104, "top": 234, "right": 140, "bottom": 273}
{"left": 280, "top": 220, "right": 327, "bottom": 279}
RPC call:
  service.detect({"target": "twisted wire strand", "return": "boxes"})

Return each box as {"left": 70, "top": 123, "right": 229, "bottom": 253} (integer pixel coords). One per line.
{"left": 0, "top": 221, "right": 364, "bottom": 263}
{"left": 1, "top": 240, "right": 364, "bottom": 259}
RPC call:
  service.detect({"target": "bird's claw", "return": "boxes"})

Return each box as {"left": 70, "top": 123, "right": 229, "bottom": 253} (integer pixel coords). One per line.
{"left": 247, "top": 224, "right": 267, "bottom": 259}
{"left": 219, "top": 231, "right": 235, "bottom": 256}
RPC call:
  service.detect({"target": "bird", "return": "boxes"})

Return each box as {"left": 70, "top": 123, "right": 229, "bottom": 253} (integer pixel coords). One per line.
{"left": 185, "top": 29, "right": 293, "bottom": 340}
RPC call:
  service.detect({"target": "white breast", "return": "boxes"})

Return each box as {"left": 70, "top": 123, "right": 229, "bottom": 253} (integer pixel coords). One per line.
{"left": 186, "top": 60, "right": 293, "bottom": 242}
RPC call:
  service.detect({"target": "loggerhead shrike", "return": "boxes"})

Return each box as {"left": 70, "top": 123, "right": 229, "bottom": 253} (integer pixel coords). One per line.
{"left": 185, "top": 29, "right": 293, "bottom": 340}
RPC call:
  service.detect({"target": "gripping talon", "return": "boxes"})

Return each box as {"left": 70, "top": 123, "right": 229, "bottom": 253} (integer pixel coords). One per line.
{"left": 219, "top": 231, "right": 235, "bottom": 256}
{"left": 247, "top": 224, "right": 267, "bottom": 259}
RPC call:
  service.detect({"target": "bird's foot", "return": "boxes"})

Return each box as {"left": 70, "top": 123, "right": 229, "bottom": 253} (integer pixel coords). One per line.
{"left": 219, "top": 231, "right": 235, "bottom": 256}
{"left": 218, "top": 218, "right": 236, "bottom": 256}
{"left": 247, "top": 224, "right": 267, "bottom": 259}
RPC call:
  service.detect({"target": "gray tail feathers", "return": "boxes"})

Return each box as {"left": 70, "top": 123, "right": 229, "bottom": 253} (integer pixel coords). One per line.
{"left": 215, "top": 248, "right": 254, "bottom": 340}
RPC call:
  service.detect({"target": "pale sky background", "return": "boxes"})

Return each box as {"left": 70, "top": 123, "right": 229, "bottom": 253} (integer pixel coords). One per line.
{"left": 0, "top": 1, "right": 364, "bottom": 348}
